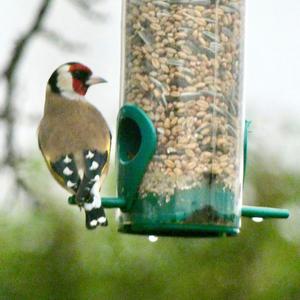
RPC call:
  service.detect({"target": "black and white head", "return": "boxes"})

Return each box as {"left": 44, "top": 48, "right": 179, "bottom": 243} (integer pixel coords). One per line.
{"left": 47, "top": 62, "right": 107, "bottom": 100}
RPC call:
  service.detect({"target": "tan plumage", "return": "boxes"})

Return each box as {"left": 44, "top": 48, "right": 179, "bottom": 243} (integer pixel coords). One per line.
{"left": 38, "top": 62, "right": 111, "bottom": 229}
{"left": 38, "top": 90, "right": 111, "bottom": 186}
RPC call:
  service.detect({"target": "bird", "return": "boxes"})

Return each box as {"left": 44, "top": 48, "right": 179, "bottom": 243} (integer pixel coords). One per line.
{"left": 38, "top": 62, "right": 111, "bottom": 229}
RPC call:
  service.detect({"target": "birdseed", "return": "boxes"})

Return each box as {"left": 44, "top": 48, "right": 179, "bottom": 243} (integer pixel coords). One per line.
{"left": 122, "top": 0, "right": 244, "bottom": 199}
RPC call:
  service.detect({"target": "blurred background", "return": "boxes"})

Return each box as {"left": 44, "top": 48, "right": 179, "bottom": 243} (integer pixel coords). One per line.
{"left": 0, "top": 0, "right": 300, "bottom": 299}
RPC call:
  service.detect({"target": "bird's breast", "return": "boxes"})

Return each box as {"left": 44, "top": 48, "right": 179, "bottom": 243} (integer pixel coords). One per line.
{"left": 39, "top": 99, "right": 110, "bottom": 162}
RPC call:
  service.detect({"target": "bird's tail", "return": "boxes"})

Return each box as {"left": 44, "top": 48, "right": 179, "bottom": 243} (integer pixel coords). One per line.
{"left": 85, "top": 204, "right": 108, "bottom": 230}
{"left": 75, "top": 150, "right": 109, "bottom": 229}
{"left": 81, "top": 184, "right": 108, "bottom": 230}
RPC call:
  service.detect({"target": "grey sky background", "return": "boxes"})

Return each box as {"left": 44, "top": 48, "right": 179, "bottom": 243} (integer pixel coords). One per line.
{"left": 0, "top": 0, "right": 299, "bottom": 174}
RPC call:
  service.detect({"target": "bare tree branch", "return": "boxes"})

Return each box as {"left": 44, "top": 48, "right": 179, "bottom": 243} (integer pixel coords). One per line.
{"left": 0, "top": 0, "right": 53, "bottom": 203}
{"left": 69, "top": 0, "right": 107, "bottom": 21}
{"left": 1, "top": 0, "right": 52, "bottom": 164}
{"left": 15, "top": 172, "right": 41, "bottom": 208}
{"left": 2, "top": 0, "right": 53, "bottom": 81}
{"left": 40, "top": 28, "right": 86, "bottom": 51}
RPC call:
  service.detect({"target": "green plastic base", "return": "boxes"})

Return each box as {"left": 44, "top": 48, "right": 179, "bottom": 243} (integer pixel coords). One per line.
{"left": 117, "top": 185, "right": 240, "bottom": 237}
{"left": 118, "top": 223, "right": 239, "bottom": 237}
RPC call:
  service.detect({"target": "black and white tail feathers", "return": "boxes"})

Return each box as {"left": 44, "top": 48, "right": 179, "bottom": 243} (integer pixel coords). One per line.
{"left": 51, "top": 150, "right": 109, "bottom": 230}
{"left": 77, "top": 150, "right": 109, "bottom": 229}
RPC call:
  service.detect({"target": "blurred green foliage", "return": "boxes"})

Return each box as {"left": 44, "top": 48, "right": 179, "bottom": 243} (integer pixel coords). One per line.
{"left": 0, "top": 157, "right": 299, "bottom": 300}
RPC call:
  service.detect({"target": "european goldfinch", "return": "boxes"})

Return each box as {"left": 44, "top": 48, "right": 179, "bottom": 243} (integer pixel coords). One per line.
{"left": 38, "top": 62, "right": 111, "bottom": 229}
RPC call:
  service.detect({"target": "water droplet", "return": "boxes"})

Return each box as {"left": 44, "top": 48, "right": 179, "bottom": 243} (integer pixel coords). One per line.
{"left": 252, "top": 217, "right": 264, "bottom": 223}
{"left": 148, "top": 235, "right": 158, "bottom": 243}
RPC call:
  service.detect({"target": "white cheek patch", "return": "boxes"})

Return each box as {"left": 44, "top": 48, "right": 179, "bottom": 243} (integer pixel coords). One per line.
{"left": 57, "top": 66, "right": 73, "bottom": 92}
{"left": 56, "top": 65, "right": 85, "bottom": 101}
{"left": 61, "top": 91, "right": 85, "bottom": 101}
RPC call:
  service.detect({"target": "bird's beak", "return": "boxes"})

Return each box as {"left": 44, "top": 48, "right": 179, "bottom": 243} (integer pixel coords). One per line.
{"left": 86, "top": 75, "right": 107, "bottom": 86}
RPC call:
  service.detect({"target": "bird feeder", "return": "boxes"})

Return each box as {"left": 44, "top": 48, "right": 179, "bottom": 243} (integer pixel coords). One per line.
{"left": 69, "top": 0, "right": 289, "bottom": 236}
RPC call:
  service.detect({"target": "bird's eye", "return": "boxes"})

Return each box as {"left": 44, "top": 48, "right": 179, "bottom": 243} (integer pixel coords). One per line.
{"left": 72, "top": 69, "right": 89, "bottom": 81}
{"left": 73, "top": 70, "right": 81, "bottom": 77}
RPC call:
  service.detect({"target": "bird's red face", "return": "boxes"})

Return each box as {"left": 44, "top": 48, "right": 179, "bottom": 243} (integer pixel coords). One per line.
{"left": 69, "top": 63, "right": 92, "bottom": 96}
{"left": 48, "top": 62, "right": 107, "bottom": 99}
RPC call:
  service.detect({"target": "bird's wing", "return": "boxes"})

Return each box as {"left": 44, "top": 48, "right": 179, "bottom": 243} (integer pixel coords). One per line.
{"left": 41, "top": 150, "right": 81, "bottom": 194}
{"left": 50, "top": 153, "right": 82, "bottom": 194}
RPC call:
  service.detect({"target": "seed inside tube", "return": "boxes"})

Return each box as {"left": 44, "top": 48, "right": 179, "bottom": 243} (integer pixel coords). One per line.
{"left": 124, "top": 0, "right": 244, "bottom": 219}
